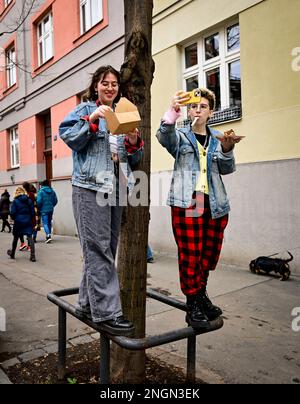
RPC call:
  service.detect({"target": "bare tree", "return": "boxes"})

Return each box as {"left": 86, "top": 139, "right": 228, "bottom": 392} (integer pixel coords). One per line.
{"left": 0, "top": 0, "right": 38, "bottom": 37}
{"left": 111, "top": 0, "right": 155, "bottom": 383}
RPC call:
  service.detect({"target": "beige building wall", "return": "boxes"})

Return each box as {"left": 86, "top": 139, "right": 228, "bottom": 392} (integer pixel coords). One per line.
{"left": 150, "top": 0, "right": 300, "bottom": 274}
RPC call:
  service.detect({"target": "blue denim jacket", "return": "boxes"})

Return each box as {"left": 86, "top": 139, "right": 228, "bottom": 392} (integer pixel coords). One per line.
{"left": 59, "top": 101, "right": 143, "bottom": 193}
{"left": 156, "top": 121, "right": 236, "bottom": 219}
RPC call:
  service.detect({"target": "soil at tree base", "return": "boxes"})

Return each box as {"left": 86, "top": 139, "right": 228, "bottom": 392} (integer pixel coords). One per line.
{"left": 3, "top": 340, "right": 206, "bottom": 384}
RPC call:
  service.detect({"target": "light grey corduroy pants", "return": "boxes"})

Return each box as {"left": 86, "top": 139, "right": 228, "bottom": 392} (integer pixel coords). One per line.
{"left": 72, "top": 185, "right": 123, "bottom": 322}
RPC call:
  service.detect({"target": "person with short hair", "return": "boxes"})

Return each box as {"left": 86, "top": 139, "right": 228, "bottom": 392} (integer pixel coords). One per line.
{"left": 37, "top": 180, "right": 58, "bottom": 243}
{"left": 156, "top": 88, "right": 244, "bottom": 329}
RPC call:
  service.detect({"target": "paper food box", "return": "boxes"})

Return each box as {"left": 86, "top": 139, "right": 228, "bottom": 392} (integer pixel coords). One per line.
{"left": 104, "top": 97, "right": 141, "bottom": 135}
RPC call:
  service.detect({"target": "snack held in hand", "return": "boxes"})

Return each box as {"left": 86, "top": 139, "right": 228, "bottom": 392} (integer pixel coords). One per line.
{"left": 104, "top": 97, "right": 141, "bottom": 135}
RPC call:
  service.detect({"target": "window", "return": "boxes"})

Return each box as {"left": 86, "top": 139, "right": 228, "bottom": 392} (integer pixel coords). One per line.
{"left": 6, "top": 45, "right": 16, "bottom": 87}
{"left": 183, "top": 22, "right": 241, "bottom": 124}
{"left": 80, "top": 0, "right": 103, "bottom": 34}
{"left": 10, "top": 127, "right": 19, "bottom": 168}
{"left": 37, "top": 13, "right": 53, "bottom": 66}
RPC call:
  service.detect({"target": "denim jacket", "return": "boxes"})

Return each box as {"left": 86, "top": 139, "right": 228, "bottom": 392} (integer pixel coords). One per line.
{"left": 59, "top": 101, "right": 143, "bottom": 193}
{"left": 156, "top": 121, "right": 236, "bottom": 219}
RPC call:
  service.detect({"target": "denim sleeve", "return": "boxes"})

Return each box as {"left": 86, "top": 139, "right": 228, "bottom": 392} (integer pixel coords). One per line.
{"left": 127, "top": 147, "right": 143, "bottom": 168}
{"left": 156, "top": 121, "right": 179, "bottom": 158}
{"left": 59, "top": 105, "right": 95, "bottom": 152}
{"left": 217, "top": 147, "right": 236, "bottom": 175}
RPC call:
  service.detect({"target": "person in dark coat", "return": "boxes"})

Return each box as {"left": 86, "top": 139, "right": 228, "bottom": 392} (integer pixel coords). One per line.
{"left": 23, "top": 182, "right": 40, "bottom": 244}
{"left": 7, "top": 186, "right": 36, "bottom": 262}
{"left": 0, "top": 190, "right": 11, "bottom": 233}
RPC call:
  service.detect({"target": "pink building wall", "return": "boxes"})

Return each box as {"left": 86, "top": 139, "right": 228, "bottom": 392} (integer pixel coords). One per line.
{"left": 51, "top": 96, "right": 78, "bottom": 161}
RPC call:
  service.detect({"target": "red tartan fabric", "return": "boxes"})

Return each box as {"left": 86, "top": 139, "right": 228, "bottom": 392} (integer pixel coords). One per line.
{"left": 124, "top": 133, "right": 144, "bottom": 153}
{"left": 81, "top": 115, "right": 99, "bottom": 133}
{"left": 171, "top": 192, "right": 228, "bottom": 296}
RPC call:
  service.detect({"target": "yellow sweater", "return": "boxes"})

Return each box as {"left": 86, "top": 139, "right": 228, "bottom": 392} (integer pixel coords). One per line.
{"left": 195, "top": 141, "right": 209, "bottom": 194}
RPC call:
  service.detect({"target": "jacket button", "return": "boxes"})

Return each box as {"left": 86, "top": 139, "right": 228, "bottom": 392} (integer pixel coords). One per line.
{"left": 202, "top": 169, "right": 206, "bottom": 173}
{"left": 203, "top": 151, "right": 206, "bottom": 156}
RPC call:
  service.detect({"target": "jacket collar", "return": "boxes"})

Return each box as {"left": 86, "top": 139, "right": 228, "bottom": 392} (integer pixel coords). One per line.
{"left": 179, "top": 124, "right": 219, "bottom": 153}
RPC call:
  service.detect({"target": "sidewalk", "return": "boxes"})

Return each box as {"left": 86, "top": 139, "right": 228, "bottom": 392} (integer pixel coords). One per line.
{"left": 0, "top": 232, "right": 299, "bottom": 384}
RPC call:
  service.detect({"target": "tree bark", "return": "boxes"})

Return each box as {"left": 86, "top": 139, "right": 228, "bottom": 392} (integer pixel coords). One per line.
{"left": 110, "top": 0, "right": 155, "bottom": 383}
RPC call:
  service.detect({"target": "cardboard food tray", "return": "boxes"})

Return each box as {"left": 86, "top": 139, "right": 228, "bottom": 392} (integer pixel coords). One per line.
{"left": 104, "top": 97, "right": 141, "bottom": 135}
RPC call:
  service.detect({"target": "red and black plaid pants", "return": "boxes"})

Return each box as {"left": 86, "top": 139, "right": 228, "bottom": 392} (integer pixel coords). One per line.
{"left": 171, "top": 192, "right": 228, "bottom": 296}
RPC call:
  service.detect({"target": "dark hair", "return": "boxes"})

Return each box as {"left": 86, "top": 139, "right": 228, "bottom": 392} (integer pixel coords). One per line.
{"left": 85, "top": 65, "right": 121, "bottom": 103}
{"left": 41, "top": 180, "right": 50, "bottom": 187}
{"left": 22, "top": 182, "right": 31, "bottom": 192}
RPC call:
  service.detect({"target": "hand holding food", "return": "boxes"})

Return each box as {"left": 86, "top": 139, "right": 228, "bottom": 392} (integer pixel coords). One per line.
{"left": 216, "top": 129, "right": 245, "bottom": 152}
{"left": 90, "top": 105, "right": 112, "bottom": 122}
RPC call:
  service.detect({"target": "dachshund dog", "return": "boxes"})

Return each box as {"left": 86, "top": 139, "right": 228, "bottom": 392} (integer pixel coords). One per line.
{"left": 249, "top": 252, "right": 293, "bottom": 281}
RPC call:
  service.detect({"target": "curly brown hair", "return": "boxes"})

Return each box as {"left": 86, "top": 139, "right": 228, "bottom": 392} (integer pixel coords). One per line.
{"left": 84, "top": 65, "right": 121, "bottom": 102}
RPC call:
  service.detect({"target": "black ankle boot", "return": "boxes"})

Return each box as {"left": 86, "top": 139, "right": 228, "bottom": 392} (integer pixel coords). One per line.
{"left": 7, "top": 249, "right": 15, "bottom": 259}
{"left": 186, "top": 295, "right": 210, "bottom": 329}
{"left": 198, "top": 289, "right": 222, "bottom": 320}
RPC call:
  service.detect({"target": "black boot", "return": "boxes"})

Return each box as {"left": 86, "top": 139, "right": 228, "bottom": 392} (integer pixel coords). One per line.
{"left": 7, "top": 249, "right": 15, "bottom": 259}
{"left": 30, "top": 255, "right": 36, "bottom": 262}
{"left": 186, "top": 295, "right": 210, "bottom": 329}
{"left": 198, "top": 289, "right": 222, "bottom": 320}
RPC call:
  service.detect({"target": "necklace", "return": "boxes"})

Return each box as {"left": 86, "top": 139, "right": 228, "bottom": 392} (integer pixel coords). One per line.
{"left": 194, "top": 132, "right": 209, "bottom": 149}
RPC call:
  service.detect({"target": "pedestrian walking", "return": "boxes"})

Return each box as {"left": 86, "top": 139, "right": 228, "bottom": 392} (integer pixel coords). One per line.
{"left": 0, "top": 190, "right": 12, "bottom": 233}
{"left": 156, "top": 87, "right": 244, "bottom": 329}
{"left": 7, "top": 186, "right": 36, "bottom": 262}
{"left": 37, "top": 180, "right": 58, "bottom": 243}
{"left": 59, "top": 65, "right": 144, "bottom": 335}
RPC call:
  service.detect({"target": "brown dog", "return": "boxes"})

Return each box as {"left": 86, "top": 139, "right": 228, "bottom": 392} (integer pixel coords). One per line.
{"left": 249, "top": 252, "right": 293, "bottom": 281}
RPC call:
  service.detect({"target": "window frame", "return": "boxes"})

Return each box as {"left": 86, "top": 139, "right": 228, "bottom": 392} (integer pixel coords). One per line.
{"left": 80, "top": 0, "right": 103, "bottom": 34}
{"left": 5, "top": 44, "right": 16, "bottom": 88}
{"left": 37, "top": 12, "right": 53, "bottom": 66}
{"left": 182, "top": 20, "right": 241, "bottom": 123}
{"left": 9, "top": 127, "right": 19, "bottom": 168}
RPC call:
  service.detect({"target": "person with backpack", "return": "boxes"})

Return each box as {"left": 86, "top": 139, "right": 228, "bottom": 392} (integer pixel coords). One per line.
{"left": 37, "top": 180, "right": 58, "bottom": 243}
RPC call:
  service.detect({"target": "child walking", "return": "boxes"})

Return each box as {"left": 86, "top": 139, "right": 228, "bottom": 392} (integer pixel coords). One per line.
{"left": 7, "top": 186, "right": 36, "bottom": 262}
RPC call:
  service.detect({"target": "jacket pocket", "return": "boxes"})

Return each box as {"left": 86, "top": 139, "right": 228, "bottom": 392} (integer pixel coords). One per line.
{"left": 178, "top": 145, "right": 194, "bottom": 168}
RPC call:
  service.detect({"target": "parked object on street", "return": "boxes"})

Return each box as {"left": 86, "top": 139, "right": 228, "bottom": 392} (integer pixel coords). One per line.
{"left": 249, "top": 251, "right": 293, "bottom": 281}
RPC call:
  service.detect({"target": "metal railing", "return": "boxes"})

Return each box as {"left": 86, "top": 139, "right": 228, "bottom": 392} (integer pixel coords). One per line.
{"left": 47, "top": 287, "right": 223, "bottom": 384}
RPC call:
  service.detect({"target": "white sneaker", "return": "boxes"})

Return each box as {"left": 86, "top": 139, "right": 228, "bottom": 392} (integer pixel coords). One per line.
{"left": 45, "top": 235, "right": 52, "bottom": 244}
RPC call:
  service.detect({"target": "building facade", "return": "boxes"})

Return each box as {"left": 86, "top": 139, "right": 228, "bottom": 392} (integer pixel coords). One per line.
{"left": 0, "top": 0, "right": 125, "bottom": 235}
{"left": 150, "top": 0, "right": 300, "bottom": 273}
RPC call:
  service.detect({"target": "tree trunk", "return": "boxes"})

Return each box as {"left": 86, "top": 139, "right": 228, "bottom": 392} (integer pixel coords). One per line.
{"left": 110, "top": 0, "right": 154, "bottom": 383}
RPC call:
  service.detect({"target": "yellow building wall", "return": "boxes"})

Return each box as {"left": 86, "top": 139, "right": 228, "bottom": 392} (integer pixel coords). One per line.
{"left": 151, "top": 0, "right": 300, "bottom": 171}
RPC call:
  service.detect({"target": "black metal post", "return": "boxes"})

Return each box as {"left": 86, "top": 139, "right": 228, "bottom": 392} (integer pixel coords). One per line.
{"left": 100, "top": 333, "right": 110, "bottom": 384}
{"left": 58, "top": 307, "right": 66, "bottom": 380}
{"left": 186, "top": 335, "right": 196, "bottom": 382}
